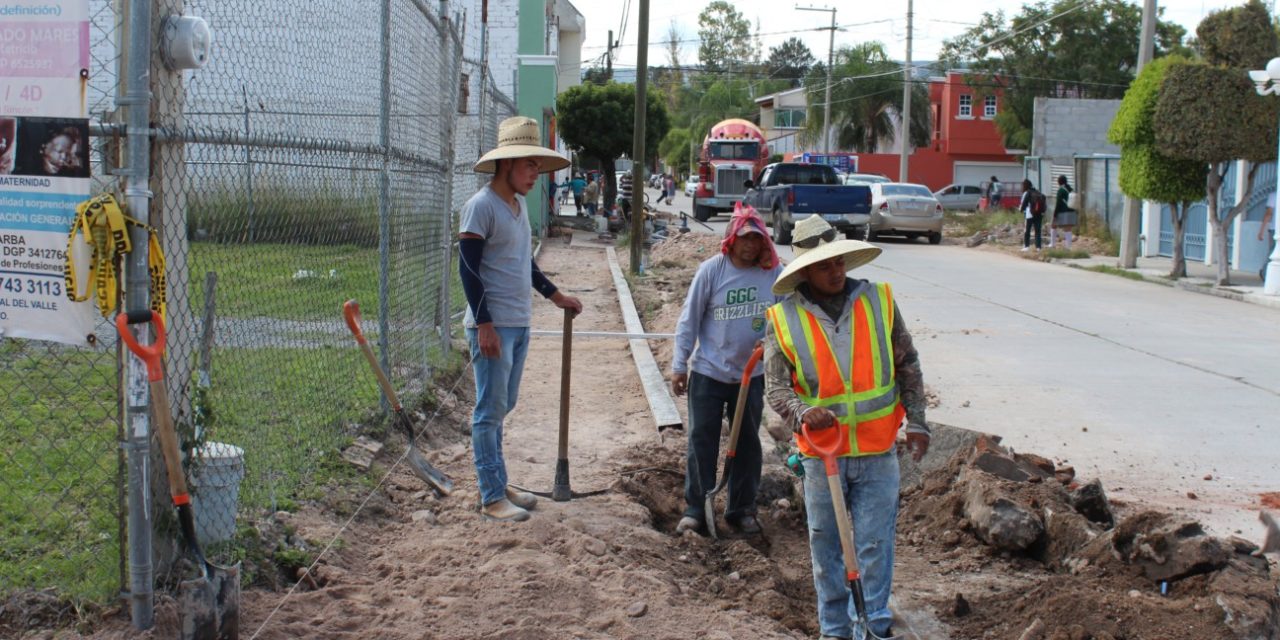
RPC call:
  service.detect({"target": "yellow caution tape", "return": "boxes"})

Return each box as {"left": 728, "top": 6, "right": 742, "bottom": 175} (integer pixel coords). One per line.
{"left": 64, "top": 194, "right": 167, "bottom": 322}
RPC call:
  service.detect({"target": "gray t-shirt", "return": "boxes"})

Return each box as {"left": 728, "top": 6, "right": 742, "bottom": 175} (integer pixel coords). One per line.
{"left": 673, "top": 254, "right": 784, "bottom": 384}
{"left": 460, "top": 185, "right": 533, "bottom": 328}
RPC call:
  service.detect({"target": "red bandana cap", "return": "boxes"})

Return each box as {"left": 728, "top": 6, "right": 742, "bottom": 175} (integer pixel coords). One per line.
{"left": 721, "top": 202, "right": 780, "bottom": 269}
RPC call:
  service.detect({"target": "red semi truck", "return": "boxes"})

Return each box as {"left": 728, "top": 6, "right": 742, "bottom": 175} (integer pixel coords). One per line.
{"left": 692, "top": 118, "right": 769, "bottom": 221}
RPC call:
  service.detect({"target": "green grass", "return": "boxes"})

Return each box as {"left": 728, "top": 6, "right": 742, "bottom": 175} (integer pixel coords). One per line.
{"left": 1043, "top": 248, "right": 1092, "bottom": 260}
{"left": 1, "top": 239, "right": 464, "bottom": 607}
{"left": 1086, "top": 265, "right": 1146, "bottom": 281}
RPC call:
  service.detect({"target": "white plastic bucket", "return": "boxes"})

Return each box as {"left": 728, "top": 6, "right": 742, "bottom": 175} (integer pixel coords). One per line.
{"left": 189, "top": 442, "right": 246, "bottom": 544}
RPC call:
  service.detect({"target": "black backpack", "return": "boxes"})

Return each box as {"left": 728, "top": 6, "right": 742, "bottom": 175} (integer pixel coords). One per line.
{"left": 1029, "top": 190, "right": 1046, "bottom": 215}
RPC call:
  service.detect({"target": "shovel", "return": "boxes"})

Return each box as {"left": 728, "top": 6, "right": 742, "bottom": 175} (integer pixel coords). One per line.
{"left": 116, "top": 310, "right": 240, "bottom": 640}
{"left": 801, "top": 423, "right": 903, "bottom": 640}
{"left": 343, "top": 300, "right": 454, "bottom": 497}
{"left": 510, "top": 308, "right": 607, "bottom": 500}
{"left": 1261, "top": 511, "right": 1280, "bottom": 554}
{"left": 703, "top": 343, "right": 764, "bottom": 539}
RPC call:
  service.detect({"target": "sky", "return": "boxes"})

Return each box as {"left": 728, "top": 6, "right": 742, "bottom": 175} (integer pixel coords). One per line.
{"left": 573, "top": 0, "right": 1263, "bottom": 71}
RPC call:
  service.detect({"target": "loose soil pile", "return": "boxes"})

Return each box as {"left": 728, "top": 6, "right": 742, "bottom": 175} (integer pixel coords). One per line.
{"left": 49, "top": 234, "right": 1279, "bottom": 640}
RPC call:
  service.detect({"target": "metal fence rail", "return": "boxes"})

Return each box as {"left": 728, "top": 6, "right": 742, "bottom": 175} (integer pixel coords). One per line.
{"left": 0, "top": 0, "right": 514, "bottom": 629}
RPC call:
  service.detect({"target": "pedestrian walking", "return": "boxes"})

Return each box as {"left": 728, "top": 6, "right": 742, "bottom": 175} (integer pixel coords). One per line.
{"left": 584, "top": 176, "right": 600, "bottom": 217}
{"left": 671, "top": 204, "right": 783, "bottom": 536}
{"left": 569, "top": 173, "right": 587, "bottom": 216}
{"left": 1259, "top": 192, "right": 1276, "bottom": 283}
{"left": 459, "top": 116, "right": 585, "bottom": 522}
{"left": 762, "top": 215, "right": 929, "bottom": 640}
{"left": 1050, "top": 175, "right": 1078, "bottom": 249}
{"left": 619, "top": 171, "right": 634, "bottom": 219}
{"left": 1019, "top": 178, "right": 1045, "bottom": 251}
{"left": 986, "top": 175, "right": 1002, "bottom": 212}
{"left": 664, "top": 174, "right": 676, "bottom": 205}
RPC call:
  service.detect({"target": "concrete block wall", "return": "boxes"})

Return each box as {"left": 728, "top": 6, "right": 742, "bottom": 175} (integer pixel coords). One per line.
{"left": 487, "top": 0, "right": 520, "bottom": 100}
{"left": 1032, "top": 97, "right": 1122, "bottom": 164}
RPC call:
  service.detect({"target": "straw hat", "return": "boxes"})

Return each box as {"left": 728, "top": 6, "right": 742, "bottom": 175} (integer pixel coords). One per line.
{"left": 474, "top": 116, "right": 570, "bottom": 174}
{"left": 772, "top": 215, "right": 881, "bottom": 295}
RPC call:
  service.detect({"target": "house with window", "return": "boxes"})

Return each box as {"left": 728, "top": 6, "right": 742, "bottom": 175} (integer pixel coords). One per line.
{"left": 755, "top": 87, "right": 809, "bottom": 157}
{"left": 758, "top": 70, "right": 1023, "bottom": 190}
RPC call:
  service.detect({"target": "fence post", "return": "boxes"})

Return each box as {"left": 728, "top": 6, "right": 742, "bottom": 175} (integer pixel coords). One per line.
{"left": 377, "top": 0, "right": 393, "bottom": 397}
{"left": 241, "top": 86, "right": 255, "bottom": 243}
{"left": 439, "top": 0, "right": 459, "bottom": 360}
{"left": 120, "top": 0, "right": 154, "bottom": 628}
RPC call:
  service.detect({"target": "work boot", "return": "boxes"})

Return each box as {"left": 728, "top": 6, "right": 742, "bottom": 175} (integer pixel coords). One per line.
{"left": 675, "top": 516, "right": 704, "bottom": 535}
{"left": 481, "top": 498, "right": 530, "bottom": 522}
{"left": 727, "top": 514, "right": 762, "bottom": 535}
{"left": 506, "top": 486, "right": 537, "bottom": 510}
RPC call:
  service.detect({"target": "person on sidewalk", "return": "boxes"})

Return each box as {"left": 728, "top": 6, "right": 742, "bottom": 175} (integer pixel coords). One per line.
{"left": 584, "top": 176, "right": 600, "bottom": 218}
{"left": 762, "top": 216, "right": 929, "bottom": 640}
{"left": 459, "top": 116, "right": 584, "bottom": 522}
{"left": 619, "top": 171, "right": 634, "bottom": 220}
{"left": 1020, "top": 178, "right": 1044, "bottom": 252}
{"left": 986, "top": 175, "right": 1002, "bottom": 212}
{"left": 1259, "top": 192, "right": 1276, "bottom": 283}
{"left": 1050, "top": 175, "right": 1078, "bottom": 249}
{"left": 671, "top": 204, "right": 783, "bottom": 536}
{"left": 569, "top": 173, "right": 587, "bottom": 216}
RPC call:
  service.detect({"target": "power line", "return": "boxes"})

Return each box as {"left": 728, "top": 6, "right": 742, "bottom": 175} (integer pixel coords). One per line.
{"left": 581, "top": 20, "right": 892, "bottom": 52}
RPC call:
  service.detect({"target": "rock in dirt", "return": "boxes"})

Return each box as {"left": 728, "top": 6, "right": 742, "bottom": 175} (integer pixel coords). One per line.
{"left": 583, "top": 538, "right": 607, "bottom": 557}
{"left": 1120, "top": 518, "right": 1232, "bottom": 582}
{"left": 1070, "top": 479, "right": 1114, "bottom": 527}
{"left": 963, "top": 470, "right": 1044, "bottom": 551}
{"left": 1015, "top": 618, "right": 1045, "bottom": 640}
{"left": 340, "top": 436, "right": 384, "bottom": 470}
{"left": 625, "top": 601, "right": 648, "bottom": 617}
{"left": 1038, "top": 506, "right": 1099, "bottom": 568}
{"left": 1209, "top": 557, "right": 1280, "bottom": 638}
{"left": 410, "top": 510, "right": 437, "bottom": 525}
{"left": 972, "top": 449, "right": 1050, "bottom": 483}
{"left": 952, "top": 593, "right": 971, "bottom": 617}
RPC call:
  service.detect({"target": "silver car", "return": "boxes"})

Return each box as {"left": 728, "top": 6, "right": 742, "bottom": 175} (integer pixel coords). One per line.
{"left": 843, "top": 173, "right": 891, "bottom": 186}
{"left": 683, "top": 176, "right": 700, "bottom": 197}
{"left": 934, "top": 183, "right": 984, "bottom": 211}
{"left": 867, "top": 182, "right": 945, "bottom": 244}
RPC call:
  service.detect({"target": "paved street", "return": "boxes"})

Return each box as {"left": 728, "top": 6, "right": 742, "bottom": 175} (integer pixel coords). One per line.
{"left": 664, "top": 191, "right": 1280, "bottom": 542}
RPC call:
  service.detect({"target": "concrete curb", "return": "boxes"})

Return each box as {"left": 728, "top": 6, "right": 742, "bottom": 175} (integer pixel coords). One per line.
{"left": 1052, "top": 259, "right": 1280, "bottom": 311}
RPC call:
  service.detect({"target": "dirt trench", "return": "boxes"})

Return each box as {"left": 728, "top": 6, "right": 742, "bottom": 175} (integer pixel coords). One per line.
{"left": 76, "top": 232, "right": 1278, "bottom": 640}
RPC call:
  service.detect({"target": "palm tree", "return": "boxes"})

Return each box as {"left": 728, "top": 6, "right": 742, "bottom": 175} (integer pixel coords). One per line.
{"left": 802, "top": 42, "right": 931, "bottom": 153}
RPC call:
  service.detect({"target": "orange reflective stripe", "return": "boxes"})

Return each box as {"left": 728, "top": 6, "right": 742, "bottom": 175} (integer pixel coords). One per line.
{"left": 851, "top": 297, "right": 875, "bottom": 393}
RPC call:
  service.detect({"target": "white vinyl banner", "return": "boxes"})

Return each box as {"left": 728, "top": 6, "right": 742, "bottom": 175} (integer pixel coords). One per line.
{"left": 0, "top": 0, "right": 96, "bottom": 346}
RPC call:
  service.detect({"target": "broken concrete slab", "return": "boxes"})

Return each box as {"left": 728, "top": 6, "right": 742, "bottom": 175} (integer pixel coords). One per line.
{"left": 1070, "top": 479, "right": 1114, "bottom": 527}
{"left": 899, "top": 422, "right": 993, "bottom": 491}
{"left": 341, "top": 435, "right": 384, "bottom": 470}
{"left": 962, "top": 469, "right": 1044, "bottom": 551}
{"left": 1122, "top": 519, "right": 1232, "bottom": 582}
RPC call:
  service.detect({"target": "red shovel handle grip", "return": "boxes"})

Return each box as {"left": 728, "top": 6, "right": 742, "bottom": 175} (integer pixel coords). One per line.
{"left": 343, "top": 299, "right": 367, "bottom": 344}
{"left": 115, "top": 310, "right": 166, "bottom": 382}
{"left": 739, "top": 343, "right": 764, "bottom": 386}
{"left": 800, "top": 423, "right": 841, "bottom": 477}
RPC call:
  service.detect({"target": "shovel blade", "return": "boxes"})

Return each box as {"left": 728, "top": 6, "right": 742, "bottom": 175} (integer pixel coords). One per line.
{"left": 178, "top": 562, "right": 240, "bottom": 640}
{"left": 1262, "top": 511, "right": 1280, "bottom": 554}
{"left": 407, "top": 446, "right": 453, "bottom": 496}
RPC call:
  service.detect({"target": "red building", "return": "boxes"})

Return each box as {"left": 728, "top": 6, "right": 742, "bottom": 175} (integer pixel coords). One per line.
{"left": 777, "top": 71, "right": 1024, "bottom": 191}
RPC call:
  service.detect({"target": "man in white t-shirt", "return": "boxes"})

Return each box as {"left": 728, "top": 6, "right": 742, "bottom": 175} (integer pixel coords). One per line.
{"left": 1259, "top": 192, "right": 1277, "bottom": 282}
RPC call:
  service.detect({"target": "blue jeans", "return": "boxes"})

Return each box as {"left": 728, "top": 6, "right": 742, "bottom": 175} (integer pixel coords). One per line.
{"left": 466, "top": 326, "right": 530, "bottom": 506}
{"left": 801, "top": 449, "right": 900, "bottom": 639}
{"left": 682, "top": 372, "right": 764, "bottom": 521}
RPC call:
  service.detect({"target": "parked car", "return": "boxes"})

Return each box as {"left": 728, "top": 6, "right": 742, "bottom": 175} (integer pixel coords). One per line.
{"left": 843, "top": 173, "right": 891, "bottom": 186}
{"left": 867, "top": 182, "right": 945, "bottom": 244}
{"left": 683, "top": 176, "right": 700, "bottom": 197}
{"left": 742, "top": 162, "right": 873, "bottom": 245}
{"left": 934, "top": 183, "right": 984, "bottom": 211}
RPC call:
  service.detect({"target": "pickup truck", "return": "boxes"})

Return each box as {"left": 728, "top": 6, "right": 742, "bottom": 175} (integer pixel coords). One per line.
{"left": 742, "top": 162, "right": 872, "bottom": 245}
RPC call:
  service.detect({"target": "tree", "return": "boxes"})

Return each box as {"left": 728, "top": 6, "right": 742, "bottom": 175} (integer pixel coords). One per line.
{"left": 583, "top": 66, "right": 610, "bottom": 86}
{"left": 767, "top": 37, "right": 816, "bottom": 87}
{"left": 803, "top": 42, "right": 931, "bottom": 154}
{"left": 939, "top": 0, "right": 1188, "bottom": 150}
{"left": 697, "top": 1, "right": 754, "bottom": 74}
{"left": 652, "top": 22, "right": 686, "bottom": 115}
{"left": 1152, "top": 1, "right": 1278, "bottom": 286}
{"left": 658, "top": 127, "right": 692, "bottom": 175}
{"left": 1107, "top": 56, "right": 1205, "bottom": 278}
{"left": 557, "top": 82, "right": 671, "bottom": 208}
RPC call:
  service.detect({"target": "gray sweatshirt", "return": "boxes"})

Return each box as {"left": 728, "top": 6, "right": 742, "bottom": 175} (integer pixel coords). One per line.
{"left": 672, "top": 254, "right": 783, "bottom": 384}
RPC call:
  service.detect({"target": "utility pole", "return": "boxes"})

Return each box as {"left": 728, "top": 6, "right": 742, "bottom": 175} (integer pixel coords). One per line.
{"left": 606, "top": 29, "right": 614, "bottom": 81}
{"left": 1119, "top": 0, "right": 1156, "bottom": 267}
{"left": 630, "top": 0, "right": 650, "bottom": 274}
{"left": 797, "top": 5, "right": 836, "bottom": 158}
{"left": 898, "top": 0, "right": 913, "bottom": 182}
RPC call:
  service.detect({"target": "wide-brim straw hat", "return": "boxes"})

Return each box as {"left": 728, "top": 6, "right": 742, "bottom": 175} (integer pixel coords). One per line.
{"left": 772, "top": 215, "right": 881, "bottom": 295}
{"left": 474, "top": 116, "right": 571, "bottom": 174}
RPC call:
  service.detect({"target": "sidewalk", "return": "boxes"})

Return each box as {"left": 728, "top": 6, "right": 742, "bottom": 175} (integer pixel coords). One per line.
{"left": 1054, "top": 254, "right": 1280, "bottom": 310}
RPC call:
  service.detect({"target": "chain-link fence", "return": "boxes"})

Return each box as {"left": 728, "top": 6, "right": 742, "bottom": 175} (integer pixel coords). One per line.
{"left": 0, "top": 0, "right": 515, "bottom": 625}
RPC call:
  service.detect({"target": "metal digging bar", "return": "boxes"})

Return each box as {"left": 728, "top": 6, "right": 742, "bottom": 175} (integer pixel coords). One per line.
{"left": 511, "top": 309, "right": 608, "bottom": 500}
